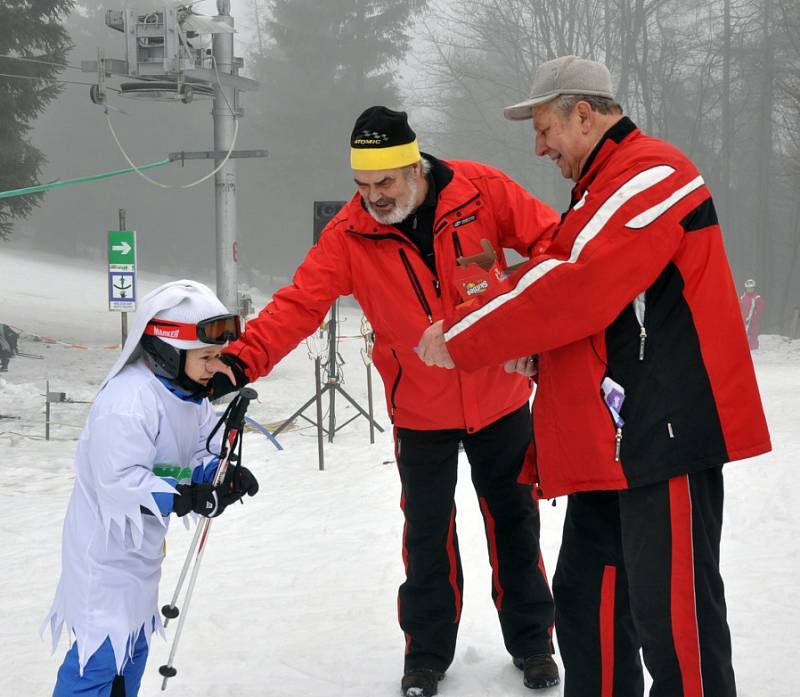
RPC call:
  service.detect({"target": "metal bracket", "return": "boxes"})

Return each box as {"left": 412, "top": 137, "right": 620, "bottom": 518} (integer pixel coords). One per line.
{"left": 183, "top": 68, "right": 258, "bottom": 91}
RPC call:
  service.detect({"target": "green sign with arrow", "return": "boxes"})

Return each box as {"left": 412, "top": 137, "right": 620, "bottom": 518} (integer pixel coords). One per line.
{"left": 108, "top": 230, "right": 136, "bottom": 269}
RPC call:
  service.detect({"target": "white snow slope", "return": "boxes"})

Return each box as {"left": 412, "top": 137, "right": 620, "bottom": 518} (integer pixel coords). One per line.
{"left": 0, "top": 248, "right": 797, "bottom": 696}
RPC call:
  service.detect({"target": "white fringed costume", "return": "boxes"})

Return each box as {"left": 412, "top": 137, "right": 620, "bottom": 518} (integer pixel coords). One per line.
{"left": 42, "top": 281, "right": 224, "bottom": 674}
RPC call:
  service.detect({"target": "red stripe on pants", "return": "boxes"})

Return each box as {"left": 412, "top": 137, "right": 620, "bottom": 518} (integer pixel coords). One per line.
{"left": 396, "top": 429, "right": 409, "bottom": 575}
{"left": 669, "top": 476, "right": 704, "bottom": 697}
{"left": 398, "top": 490, "right": 410, "bottom": 654}
{"left": 530, "top": 491, "right": 554, "bottom": 640}
{"left": 478, "top": 496, "right": 504, "bottom": 609}
{"left": 599, "top": 564, "right": 616, "bottom": 697}
{"left": 446, "top": 507, "right": 462, "bottom": 622}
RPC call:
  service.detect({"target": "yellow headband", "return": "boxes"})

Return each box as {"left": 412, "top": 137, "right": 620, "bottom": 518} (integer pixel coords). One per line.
{"left": 350, "top": 140, "right": 421, "bottom": 170}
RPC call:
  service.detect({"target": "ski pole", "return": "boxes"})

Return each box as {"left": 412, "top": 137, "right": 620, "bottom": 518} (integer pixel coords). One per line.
{"left": 159, "top": 387, "right": 256, "bottom": 689}
{"left": 160, "top": 518, "right": 205, "bottom": 627}
{"left": 159, "top": 388, "right": 254, "bottom": 625}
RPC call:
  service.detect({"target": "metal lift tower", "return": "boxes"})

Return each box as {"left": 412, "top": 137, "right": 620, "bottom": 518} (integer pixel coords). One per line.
{"left": 83, "top": 0, "right": 264, "bottom": 311}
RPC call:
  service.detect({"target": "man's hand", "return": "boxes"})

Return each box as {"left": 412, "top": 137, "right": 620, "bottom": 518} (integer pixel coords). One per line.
{"left": 417, "top": 320, "right": 455, "bottom": 369}
{"left": 207, "top": 354, "right": 249, "bottom": 400}
{"left": 504, "top": 355, "right": 538, "bottom": 378}
{"left": 207, "top": 356, "right": 237, "bottom": 383}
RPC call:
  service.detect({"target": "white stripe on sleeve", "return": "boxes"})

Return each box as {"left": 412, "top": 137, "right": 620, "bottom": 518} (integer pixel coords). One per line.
{"left": 625, "top": 175, "right": 704, "bottom": 229}
{"left": 444, "top": 164, "right": 676, "bottom": 342}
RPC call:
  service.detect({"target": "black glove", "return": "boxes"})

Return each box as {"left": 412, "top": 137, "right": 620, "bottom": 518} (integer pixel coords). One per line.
{"left": 207, "top": 354, "right": 250, "bottom": 400}
{"left": 173, "top": 465, "right": 259, "bottom": 518}
{"left": 224, "top": 463, "right": 260, "bottom": 499}
{"left": 173, "top": 482, "right": 227, "bottom": 518}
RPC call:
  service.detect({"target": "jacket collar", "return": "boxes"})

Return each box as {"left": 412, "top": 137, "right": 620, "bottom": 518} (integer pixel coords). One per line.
{"left": 572, "top": 116, "right": 639, "bottom": 201}
{"left": 420, "top": 153, "right": 455, "bottom": 208}
{"left": 154, "top": 374, "right": 204, "bottom": 403}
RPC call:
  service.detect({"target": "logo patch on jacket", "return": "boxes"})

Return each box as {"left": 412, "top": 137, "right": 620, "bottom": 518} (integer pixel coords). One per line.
{"left": 453, "top": 214, "right": 477, "bottom": 228}
{"left": 465, "top": 279, "right": 489, "bottom": 295}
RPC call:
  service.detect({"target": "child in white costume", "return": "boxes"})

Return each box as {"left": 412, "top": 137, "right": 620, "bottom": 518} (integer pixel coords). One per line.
{"left": 42, "top": 280, "right": 259, "bottom": 697}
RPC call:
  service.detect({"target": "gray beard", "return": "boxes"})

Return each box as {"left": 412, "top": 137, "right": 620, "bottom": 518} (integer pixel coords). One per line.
{"left": 365, "top": 177, "right": 419, "bottom": 225}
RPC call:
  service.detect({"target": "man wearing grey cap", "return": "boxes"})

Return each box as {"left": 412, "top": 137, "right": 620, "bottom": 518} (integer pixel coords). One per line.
{"left": 418, "top": 56, "right": 771, "bottom": 696}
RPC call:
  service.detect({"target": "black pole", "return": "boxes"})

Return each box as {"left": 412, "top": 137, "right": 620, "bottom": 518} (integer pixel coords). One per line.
{"left": 45, "top": 379, "right": 50, "bottom": 441}
{"left": 326, "top": 301, "right": 338, "bottom": 443}
{"left": 119, "top": 209, "right": 128, "bottom": 346}
{"left": 367, "top": 364, "right": 375, "bottom": 445}
{"left": 314, "top": 357, "right": 324, "bottom": 471}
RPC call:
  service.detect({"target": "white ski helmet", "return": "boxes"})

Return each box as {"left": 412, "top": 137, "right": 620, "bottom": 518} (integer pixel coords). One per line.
{"left": 99, "top": 280, "right": 237, "bottom": 393}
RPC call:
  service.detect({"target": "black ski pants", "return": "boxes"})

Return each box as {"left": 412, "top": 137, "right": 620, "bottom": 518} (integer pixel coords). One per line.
{"left": 554, "top": 466, "right": 736, "bottom": 697}
{"left": 395, "top": 403, "right": 555, "bottom": 674}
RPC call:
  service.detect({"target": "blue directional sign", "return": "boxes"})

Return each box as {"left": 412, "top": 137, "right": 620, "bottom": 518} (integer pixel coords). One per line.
{"left": 109, "top": 271, "right": 136, "bottom": 311}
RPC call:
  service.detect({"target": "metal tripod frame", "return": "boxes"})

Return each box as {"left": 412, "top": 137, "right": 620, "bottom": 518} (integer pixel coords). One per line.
{"left": 271, "top": 300, "right": 384, "bottom": 470}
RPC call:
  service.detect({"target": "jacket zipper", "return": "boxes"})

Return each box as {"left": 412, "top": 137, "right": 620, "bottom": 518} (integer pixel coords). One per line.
{"left": 633, "top": 292, "right": 647, "bottom": 360}
{"left": 349, "top": 228, "right": 442, "bottom": 311}
{"left": 451, "top": 231, "right": 464, "bottom": 258}
{"left": 398, "top": 249, "right": 434, "bottom": 324}
{"left": 600, "top": 380, "right": 624, "bottom": 462}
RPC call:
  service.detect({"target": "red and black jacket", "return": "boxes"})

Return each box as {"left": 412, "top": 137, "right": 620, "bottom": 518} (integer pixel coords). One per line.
{"left": 225, "top": 156, "right": 559, "bottom": 431}
{"left": 444, "top": 118, "right": 771, "bottom": 496}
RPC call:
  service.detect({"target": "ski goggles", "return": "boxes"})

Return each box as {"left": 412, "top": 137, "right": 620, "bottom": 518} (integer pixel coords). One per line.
{"left": 144, "top": 314, "right": 242, "bottom": 345}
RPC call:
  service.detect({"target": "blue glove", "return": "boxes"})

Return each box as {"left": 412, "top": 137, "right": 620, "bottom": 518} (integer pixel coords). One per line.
{"left": 192, "top": 457, "right": 220, "bottom": 484}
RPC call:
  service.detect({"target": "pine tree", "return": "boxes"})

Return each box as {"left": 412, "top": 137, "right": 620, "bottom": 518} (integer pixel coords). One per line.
{"left": 0, "top": 0, "right": 74, "bottom": 239}
{"left": 242, "top": 0, "right": 426, "bottom": 272}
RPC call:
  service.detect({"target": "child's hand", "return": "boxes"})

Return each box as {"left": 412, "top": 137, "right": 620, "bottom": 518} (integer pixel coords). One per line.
{"left": 173, "top": 466, "right": 259, "bottom": 518}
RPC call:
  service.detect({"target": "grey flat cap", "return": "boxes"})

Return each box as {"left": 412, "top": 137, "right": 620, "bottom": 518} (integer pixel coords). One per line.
{"left": 504, "top": 55, "right": 614, "bottom": 120}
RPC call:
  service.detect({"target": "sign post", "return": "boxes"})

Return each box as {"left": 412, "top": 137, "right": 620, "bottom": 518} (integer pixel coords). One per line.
{"left": 108, "top": 210, "right": 137, "bottom": 345}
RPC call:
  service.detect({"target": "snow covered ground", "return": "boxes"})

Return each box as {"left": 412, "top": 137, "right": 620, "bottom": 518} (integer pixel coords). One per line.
{"left": 0, "top": 248, "right": 797, "bottom": 696}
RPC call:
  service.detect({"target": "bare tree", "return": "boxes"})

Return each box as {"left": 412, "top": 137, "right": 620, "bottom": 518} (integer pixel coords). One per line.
{"left": 412, "top": 0, "right": 799, "bottom": 330}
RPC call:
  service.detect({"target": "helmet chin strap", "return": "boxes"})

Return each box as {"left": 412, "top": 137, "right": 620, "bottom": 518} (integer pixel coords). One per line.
{"left": 141, "top": 337, "right": 210, "bottom": 398}
{"left": 174, "top": 369, "right": 210, "bottom": 399}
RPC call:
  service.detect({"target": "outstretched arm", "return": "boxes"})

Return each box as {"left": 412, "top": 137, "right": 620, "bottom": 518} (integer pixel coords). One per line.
{"left": 209, "top": 228, "right": 354, "bottom": 393}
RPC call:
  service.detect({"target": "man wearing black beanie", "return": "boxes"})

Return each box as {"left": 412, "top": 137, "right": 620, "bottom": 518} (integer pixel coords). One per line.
{"left": 210, "top": 106, "right": 561, "bottom": 696}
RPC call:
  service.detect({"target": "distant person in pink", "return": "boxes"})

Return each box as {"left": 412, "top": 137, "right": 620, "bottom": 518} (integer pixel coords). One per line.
{"left": 740, "top": 279, "right": 765, "bottom": 349}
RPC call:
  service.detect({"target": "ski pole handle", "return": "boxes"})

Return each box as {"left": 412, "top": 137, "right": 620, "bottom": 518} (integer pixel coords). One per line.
{"left": 228, "top": 387, "right": 258, "bottom": 430}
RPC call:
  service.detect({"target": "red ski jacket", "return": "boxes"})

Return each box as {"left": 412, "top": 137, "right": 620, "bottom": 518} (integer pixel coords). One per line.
{"left": 443, "top": 118, "right": 771, "bottom": 496}
{"left": 225, "top": 156, "right": 559, "bottom": 431}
